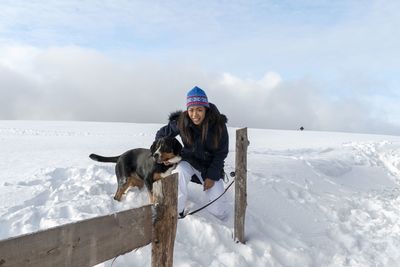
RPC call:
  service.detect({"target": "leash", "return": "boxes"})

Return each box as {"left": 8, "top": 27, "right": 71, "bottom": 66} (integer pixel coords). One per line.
{"left": 179, "top": 171, "right": 235, "bottom": 219}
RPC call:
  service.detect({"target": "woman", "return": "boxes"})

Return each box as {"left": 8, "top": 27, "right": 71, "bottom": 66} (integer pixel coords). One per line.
{"left": 155, "top": 86, "right": 229, "bottom": 220}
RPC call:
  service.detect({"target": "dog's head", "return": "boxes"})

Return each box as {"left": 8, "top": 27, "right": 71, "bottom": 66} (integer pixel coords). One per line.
{"left": 150, "top": 137, "right": 182, "bottom": 164}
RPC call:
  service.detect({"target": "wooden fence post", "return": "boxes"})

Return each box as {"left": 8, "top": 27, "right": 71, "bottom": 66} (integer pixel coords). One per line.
{"left": 151, "top": 173, "right": 178, "bottom": 267}
{"left": 234, "top": 127, "right": 249, "bottom": 244}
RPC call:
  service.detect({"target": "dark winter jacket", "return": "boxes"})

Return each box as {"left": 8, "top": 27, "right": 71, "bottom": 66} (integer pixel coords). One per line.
{"left": 155, "top": 103, "right": 229, "bottom": 181}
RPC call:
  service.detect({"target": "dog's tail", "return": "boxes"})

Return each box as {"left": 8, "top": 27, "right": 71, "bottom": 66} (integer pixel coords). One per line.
{"left": 89, "top": 153, "right": 120, "bottom": 163}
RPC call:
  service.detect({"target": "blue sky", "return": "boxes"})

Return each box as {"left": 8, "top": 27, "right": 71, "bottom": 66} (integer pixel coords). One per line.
{"left": 0, "top": 0, "right": 399, "bottom": 135}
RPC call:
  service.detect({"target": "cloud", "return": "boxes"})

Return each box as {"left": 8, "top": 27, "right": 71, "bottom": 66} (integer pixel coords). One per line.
{"left": 211, "top": 71, "right": 400, "bottom": 135}
{"left": 1, "top": 44, "right": 399, "bottom": 135}
{"left": 0, "top": 45, "right": 211, "bottom": 122}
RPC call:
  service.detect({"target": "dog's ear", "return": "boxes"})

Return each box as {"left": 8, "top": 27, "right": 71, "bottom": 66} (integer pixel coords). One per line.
{"left": 173, "top": 138, "right": 182, "bottom": 155}
{"left": 150, "top": 139, "right": 158, "bottom": 155}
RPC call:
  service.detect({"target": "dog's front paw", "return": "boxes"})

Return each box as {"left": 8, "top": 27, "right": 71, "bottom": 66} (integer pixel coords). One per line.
{"left": 163, "top": 161, "right": 174, "bottom": 166}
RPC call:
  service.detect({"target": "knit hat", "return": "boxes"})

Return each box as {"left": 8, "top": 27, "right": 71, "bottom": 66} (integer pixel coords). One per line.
{"left": 186, "top": 86, "right": 210, "bottom": 108}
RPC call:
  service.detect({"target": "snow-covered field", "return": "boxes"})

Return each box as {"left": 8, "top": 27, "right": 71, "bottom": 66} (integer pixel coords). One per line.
{"left": 1, "top": 120, "right": 400, "bottom": 267}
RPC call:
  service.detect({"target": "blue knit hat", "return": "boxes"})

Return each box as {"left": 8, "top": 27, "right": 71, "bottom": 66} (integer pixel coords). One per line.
{"left": 186, "top": 86, "right": 210, "bottom": 108}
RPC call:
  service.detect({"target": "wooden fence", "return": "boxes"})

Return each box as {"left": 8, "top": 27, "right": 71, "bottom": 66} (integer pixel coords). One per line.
{"left": 0, "top": 127, "right": 249, "bottom": 266}
{"left": 0, "top": 174, "right": 178, "bottom": 267}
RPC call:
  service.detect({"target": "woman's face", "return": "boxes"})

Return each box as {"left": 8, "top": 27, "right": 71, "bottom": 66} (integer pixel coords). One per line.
{"left": 188, "top": 106, "right": 206, "bottom": 126}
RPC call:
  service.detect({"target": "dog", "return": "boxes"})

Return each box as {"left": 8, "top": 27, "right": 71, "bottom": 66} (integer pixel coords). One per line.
{"left": 89, "top": 137, "right": 182, "bottom": 202}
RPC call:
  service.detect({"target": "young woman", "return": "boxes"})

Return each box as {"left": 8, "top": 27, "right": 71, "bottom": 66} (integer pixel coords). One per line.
{"left": 155, "top": 86, "right": 229, "bottom": 220}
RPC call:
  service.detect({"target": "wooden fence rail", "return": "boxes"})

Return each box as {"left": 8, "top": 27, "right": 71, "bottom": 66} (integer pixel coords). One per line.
{"left": 0, "top": 173, "right": 178, "bottom": 267}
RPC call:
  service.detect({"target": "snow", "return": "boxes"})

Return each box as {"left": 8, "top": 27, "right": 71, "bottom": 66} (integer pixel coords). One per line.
{"left": 1, "top": 120, "right": 400, "bottom": 266}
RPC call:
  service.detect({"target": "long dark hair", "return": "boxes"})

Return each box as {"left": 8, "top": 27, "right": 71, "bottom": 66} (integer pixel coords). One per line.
{"left": 177, "top": 107, "right": 225, "bottom": 149}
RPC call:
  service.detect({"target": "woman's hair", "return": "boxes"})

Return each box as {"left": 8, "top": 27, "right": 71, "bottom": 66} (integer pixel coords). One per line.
{"left": 177, "top": 108, "right": 224, "bottom": 149}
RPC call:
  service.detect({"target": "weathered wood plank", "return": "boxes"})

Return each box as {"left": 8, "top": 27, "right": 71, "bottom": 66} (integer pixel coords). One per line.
{"left": 151, "top": 173, "right": 178, "bottom": 267}
{"left": 0, "top": 205, "right": 152, "bottom": 267}
{"left": 234, "top": 127, "right": 249, "bottom": 244}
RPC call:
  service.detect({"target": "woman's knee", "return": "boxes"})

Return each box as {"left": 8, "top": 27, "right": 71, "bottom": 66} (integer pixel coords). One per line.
{"left": 173, "top": 161, "right": 196, "bottom": 182}
{"left": 173, "top": 161, "right": 193, "bottom": 174}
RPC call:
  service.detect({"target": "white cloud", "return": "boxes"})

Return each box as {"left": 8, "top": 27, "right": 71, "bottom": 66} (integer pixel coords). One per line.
{"left": 1, "top": 44, "right": 399, "bottom": 135}
{"left": 1, "top": 44, "right": 400, "bottom": 135}
{"left": 212, "top": 72, "right": 400, "bottom": 135}
{"left": 258, "top": 72, "right": 282, "bottom": 89}
{"left": 0, "top": 45, "right": 207, "bottom": 122}
{"left": 0, "top": 44, "right": 40, "bottom": 76}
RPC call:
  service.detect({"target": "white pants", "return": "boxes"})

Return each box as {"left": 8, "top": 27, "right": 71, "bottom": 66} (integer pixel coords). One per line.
{"left": 172, "top": 161, "right": 229, "bottom": 220}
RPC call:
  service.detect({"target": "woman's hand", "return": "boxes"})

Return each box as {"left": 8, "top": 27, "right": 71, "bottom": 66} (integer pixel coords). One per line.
{"left": 203, "top": 178, "right": 215, "bottom": 191}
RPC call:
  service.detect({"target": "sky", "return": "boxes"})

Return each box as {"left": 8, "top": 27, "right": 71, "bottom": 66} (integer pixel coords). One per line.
{"left": 0, "top": 0, "right": 399, "bottom": 135}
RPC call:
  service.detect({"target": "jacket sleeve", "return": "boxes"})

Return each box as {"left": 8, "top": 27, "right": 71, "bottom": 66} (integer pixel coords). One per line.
{"left": 155, "top": 120, "right": 180, "bottom": 140}
{"left": 205, "top": 125, "right": 229, "bottom": 181}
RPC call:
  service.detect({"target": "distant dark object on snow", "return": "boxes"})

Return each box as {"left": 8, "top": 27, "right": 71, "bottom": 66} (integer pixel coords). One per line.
{"left": 299, "top": 126, "right": 304, "bottom": 131}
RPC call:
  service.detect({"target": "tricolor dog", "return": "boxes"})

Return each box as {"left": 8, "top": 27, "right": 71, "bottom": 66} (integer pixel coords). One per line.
{"left": 89, "top": 137, "right": 182, "bottom": 202}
